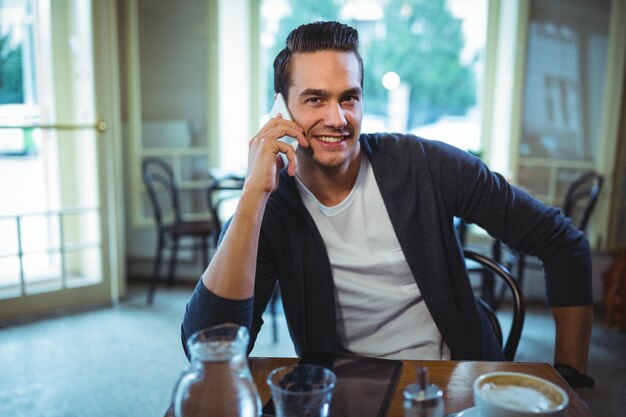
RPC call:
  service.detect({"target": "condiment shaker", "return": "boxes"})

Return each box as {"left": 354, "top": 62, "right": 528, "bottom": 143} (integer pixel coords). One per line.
{"left": 403, "top": 366, "right": 444, "bottom": 417}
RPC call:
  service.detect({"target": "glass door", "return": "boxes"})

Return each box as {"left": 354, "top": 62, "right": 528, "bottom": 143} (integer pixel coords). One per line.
{"left": 0, "top": 0, "right": 118, "bottom": 320}
{"left": 515, "top": 0, "right": 610, "bottom": 207}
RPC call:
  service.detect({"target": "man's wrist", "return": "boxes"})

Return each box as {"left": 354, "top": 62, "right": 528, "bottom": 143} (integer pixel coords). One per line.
{"left": 553, "top": 363, "right": 595, "bottom": 389}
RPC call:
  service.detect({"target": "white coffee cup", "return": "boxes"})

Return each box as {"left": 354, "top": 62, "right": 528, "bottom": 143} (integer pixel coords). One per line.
{"left": 473, "top": 372, "right": 569, "bottom": 417}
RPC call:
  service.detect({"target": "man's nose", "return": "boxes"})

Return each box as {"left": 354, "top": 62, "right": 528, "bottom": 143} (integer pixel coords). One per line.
{"left": 324, "top": 102, "right": 347, "bottom": 129}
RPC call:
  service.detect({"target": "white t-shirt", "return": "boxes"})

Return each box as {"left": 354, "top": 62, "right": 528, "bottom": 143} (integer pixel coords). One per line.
{"left": 295, "top": 155, "right": 450, "bottom": 360}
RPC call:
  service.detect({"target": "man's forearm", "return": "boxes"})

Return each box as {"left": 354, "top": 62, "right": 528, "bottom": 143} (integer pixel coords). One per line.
{"left": 201, "top": 189, "right": 270, "bottom": 300}
{"left": 551, "top": 305, "right": 593, "bottom": 372}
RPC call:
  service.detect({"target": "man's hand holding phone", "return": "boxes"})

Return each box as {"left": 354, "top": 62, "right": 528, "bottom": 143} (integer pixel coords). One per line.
{"left": 202, "top": 94, "right": 306, "bottom": 300}
{"left": 246, "top": 93, "right": 307, "bottom": 196}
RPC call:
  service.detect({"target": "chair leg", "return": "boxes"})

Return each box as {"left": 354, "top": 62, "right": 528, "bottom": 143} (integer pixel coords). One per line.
{"left": 269, "top": 285, "right": 280, "bottom": 344}
{"left": 202, "top": 236, "right": 209, "bottom": 269}
{"left": 167, "top": 236, "right": 179, "bottom": 288}
{"left": 479, "top": 269, "right": 496, "bottom": 308}
{"left": 147, "top": 235, "right": 164, "bottom": 305}
{"left": 496, "top": 250, "right": 525, "bottom": 310}
{"left": 516, "top": 252, "right": 526, "bottom": 291}
{"left": 491, "top": 239, "right": 502, "bottom": 263}
{"left": 209, "top": 230, "right": 219, "bottom": 259}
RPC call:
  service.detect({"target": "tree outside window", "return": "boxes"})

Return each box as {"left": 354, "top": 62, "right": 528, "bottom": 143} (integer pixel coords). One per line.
{"left": 260, "top": 0, "right": 485, "bottom": 152}
{"left": 0, "top": 30, "right": 23, "bottom": 104}
{"left": 0, "top": 0, "right": 37, "bottom": 156}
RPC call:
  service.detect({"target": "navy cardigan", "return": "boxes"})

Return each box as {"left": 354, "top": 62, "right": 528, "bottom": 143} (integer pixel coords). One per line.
{"left": 182, "top": 134, "right": 592, "bottom": 360}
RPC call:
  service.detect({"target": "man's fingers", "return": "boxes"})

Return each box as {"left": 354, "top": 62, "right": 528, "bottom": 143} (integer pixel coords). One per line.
{"left": 294, "top": 132, "right": 308, "bottom": 148}
{"left": 274, "top": 141, "right": 297, "bottom": 176}
{"left": 255, "top": 115, "right": 282, "bottom": 137}
{"left": 275, "top": 154, "right": 285, "bottom": 175}
{"left": 255, "top": 117, "right": 307, "bottom": 147}
{"left": 270, "top": 124, "right": 306, "bottom": 146}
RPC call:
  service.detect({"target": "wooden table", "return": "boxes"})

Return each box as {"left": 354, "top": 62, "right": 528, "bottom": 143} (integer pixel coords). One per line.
{"left": 249, "top": 358, "right": 593, "bottom": 417}
{"left": 165, "top": 358, "right": 594, "bottom": 416}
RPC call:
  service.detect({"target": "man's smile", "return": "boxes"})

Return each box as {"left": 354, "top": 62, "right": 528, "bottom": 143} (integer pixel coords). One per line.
{"left": 315, "top": 135, "right": 348, "bottom": 143}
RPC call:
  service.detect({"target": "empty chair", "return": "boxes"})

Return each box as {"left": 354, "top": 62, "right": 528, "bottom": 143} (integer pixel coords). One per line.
{"left": 464, "top": 249, "right": 525, "bottom": 361}
{"left": 562, "top": 172, "right": 604, "bottom": 233}
{"left": 461, "top": 171, "right": 604, "bottom": 311}
{"left": 501, "top": 171, "right": 604, "bottom": 296}
{"left": 142, "top": 157, "right": 218, "bottom": 304}
{"left": 206, "top": 174, "right": 245, "bottom": 239}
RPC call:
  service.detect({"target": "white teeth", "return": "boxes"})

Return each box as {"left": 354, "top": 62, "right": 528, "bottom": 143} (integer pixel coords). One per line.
{"left": 318, "top": 136, "right": 343, "bottom": 143}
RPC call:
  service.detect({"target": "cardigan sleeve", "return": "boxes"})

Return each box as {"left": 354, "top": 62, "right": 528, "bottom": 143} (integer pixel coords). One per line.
{"left": 425, "top": 139, "right": 592, "bottom": 307}
{"left": 181, "top": 280, "right": 254, "bottom": 359}
{"left": 180, "top": 217, "right": 278, "bottom": 359}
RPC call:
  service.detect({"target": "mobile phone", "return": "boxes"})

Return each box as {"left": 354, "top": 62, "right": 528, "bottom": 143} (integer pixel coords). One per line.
{"left": 269, "top": 92, "right": 297, "bottom": 148}
{"left": 262, "top": 352, "right": 402, "bottom": 417}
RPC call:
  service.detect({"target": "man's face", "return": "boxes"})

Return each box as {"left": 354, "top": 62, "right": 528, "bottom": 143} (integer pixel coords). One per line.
{"left": 286, "top": 50, "right": 363, "bottom": 170}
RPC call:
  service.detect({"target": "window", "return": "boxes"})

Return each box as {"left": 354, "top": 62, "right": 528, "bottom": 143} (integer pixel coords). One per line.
{"left": 0, "top": 0, "right": 104, "bottom": 301}
{"left": 0, "top": 0, "right": 38, "bottom": 155}
{"left": 516, "top": 0, "right": 610, "bottom": 206}
{"left": 128, "top": 0, "right": 214, "bottom": 229}
{"left": 259, "top": 0, "right": 487, "bottom": 154}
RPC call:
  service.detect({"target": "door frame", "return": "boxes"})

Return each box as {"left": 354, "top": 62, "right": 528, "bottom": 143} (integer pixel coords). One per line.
{"left": 0, "top": 0, "right": 124, "bottom": 321}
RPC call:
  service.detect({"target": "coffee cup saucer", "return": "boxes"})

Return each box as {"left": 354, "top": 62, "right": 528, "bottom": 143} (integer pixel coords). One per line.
{"left": 448, "top": 406, "right": 479, "bottom": 417}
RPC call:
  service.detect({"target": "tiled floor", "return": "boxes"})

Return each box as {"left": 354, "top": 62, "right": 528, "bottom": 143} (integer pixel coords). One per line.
{"left": 0, "top": 283, "right": 623, "bottom": 417}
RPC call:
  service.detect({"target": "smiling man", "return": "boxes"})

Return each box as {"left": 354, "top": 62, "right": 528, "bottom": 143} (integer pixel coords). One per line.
{"left": 182, "top": 21, "right": 593, "bottom": 387}
{"left": 286, "top": 49, "right": 363, "bottom": 206}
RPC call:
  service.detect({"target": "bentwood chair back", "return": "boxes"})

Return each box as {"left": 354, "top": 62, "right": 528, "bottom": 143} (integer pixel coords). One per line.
{"left": 461, "top": 171, "right": 604, "bottom": 313}
{"left": 464, "top": 249, "right": 525, "bottom": 361}
{"left": 562, "top": 171, "right": 603, "bottom": 233}
{"left": 142, "top": 157, "right": 218, "bottom": 304}
{"left": 206, "top": 174, "right": 245, "bottom": 238}
{"left": 498, "top": 171, "right": 604, "bottom": 299}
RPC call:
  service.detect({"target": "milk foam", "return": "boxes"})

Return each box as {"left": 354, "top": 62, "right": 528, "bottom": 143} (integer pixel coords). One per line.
{"left": 480, "top": 383, "right": 558, "bottom": 412}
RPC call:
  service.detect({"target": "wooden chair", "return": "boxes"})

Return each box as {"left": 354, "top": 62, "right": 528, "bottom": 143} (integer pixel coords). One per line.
{"left": 499, "top": 171, "right": 604, "bottom": 301}
{"left": 464, "top": 249, "right": 525, "bottom": 361}
{"left": 459, "top": 171, "right": 603, "bottom": 311}
{"left": 142, "top": 157, "right": 218, "bottom": 304}
{"left": 562, "top": 171, "right": 604, "bottom": 233}
{"left": 206, "top": 174, "right": 245, "bottom": 239}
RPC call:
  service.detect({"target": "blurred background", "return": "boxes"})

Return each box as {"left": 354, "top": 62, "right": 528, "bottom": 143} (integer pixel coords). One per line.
{"left": 1, "top": 0, "right": 625, "bottom": 416}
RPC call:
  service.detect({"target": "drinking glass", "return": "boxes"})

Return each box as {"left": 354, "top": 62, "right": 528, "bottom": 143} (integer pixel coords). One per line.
{"left": 267, "top": 364, "right": 336, "bottom": 417}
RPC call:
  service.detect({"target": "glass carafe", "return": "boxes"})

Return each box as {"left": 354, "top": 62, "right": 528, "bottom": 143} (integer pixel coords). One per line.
{"left": 173, "top": 323, "right": 261, "bottom": 417}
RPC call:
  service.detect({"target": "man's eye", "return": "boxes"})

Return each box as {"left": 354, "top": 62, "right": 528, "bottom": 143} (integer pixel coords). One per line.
{"left": 342, "top": 96, "right": 359, "bottom": 104}
{"left": 305, "top": 97, "right": 321, "bottom": 103}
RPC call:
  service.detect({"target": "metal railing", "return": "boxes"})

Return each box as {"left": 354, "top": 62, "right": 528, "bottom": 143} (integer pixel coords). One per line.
{"left": 0, "top": 120, "right": 108, "bottom": 133}
{"left": 0, "top": 206, "right": 101, "bottom": 298}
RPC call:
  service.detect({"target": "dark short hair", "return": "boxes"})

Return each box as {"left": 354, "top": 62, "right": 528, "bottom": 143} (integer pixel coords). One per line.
{"left": 273, "top": 21, "right": 363, "bottom": 96}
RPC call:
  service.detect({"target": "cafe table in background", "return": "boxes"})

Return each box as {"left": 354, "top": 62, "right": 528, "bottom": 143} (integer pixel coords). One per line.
{"left": 164, "top": 358, "right": 594, "bottom": 417}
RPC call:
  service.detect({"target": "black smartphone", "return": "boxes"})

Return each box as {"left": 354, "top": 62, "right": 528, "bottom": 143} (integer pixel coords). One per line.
{"left": 262, "top": 351, "right": 403, "bottom": 417}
